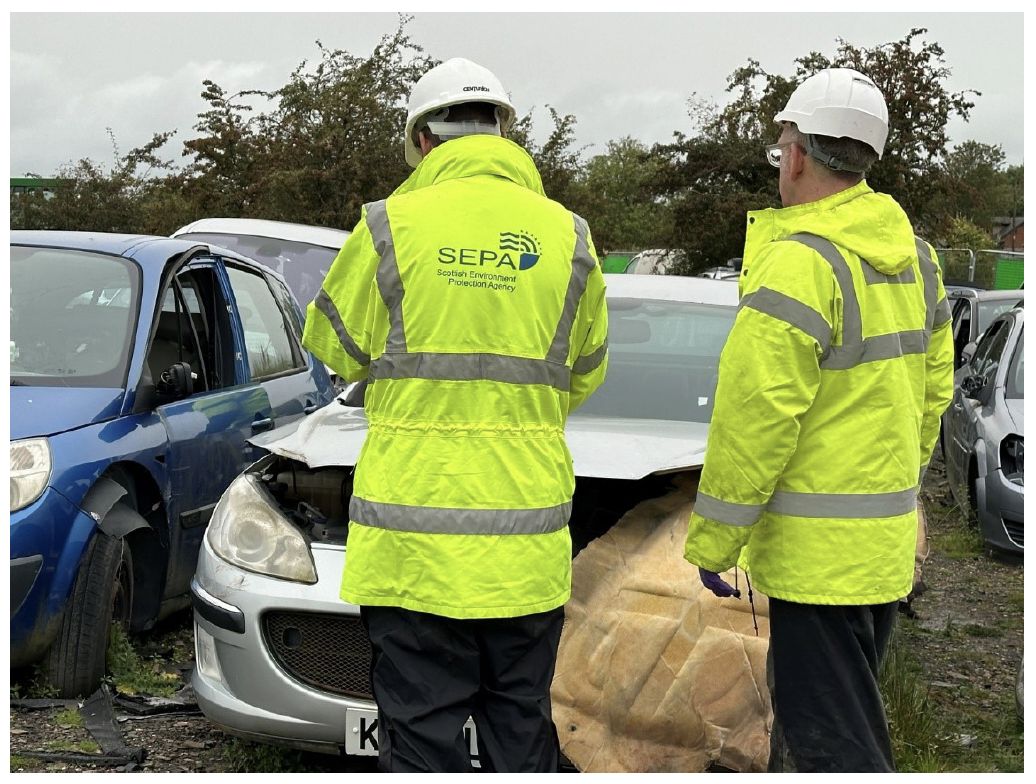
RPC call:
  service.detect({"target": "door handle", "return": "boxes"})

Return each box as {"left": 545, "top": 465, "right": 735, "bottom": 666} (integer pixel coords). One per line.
{"left": 251, "top": 416, "right": 275, "bottom": 433}
{"left": 304, "top": 400, "right": 319, "bottom": 415}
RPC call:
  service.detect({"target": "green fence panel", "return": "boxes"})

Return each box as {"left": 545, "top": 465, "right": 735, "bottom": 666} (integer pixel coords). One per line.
{"left": 993, "top": 258, "right": 1024, "bottom": 290}
{"left": 601, "top": 252, "right": 633, "bottom": 274}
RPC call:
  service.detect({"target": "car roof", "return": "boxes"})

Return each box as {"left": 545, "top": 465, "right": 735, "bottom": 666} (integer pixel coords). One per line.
{"left": 952, "top": 288, "right": 1024, "bottom": 301}
{"left": 604, "top": 273, "right": 739, "bottom": 306}
{"left": 172, "top": 218, "right": 350, "bottom": 249}
{"left": 11, "top": 227, "right": 216, "bottom": 260}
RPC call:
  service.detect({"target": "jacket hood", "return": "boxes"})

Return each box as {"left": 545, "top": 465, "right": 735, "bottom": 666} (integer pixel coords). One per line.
{"left": 745, "top": 180, "right": 918, "bottom": 275}
{"left": 391, "top": 135, "right": 546, "bottom": 198}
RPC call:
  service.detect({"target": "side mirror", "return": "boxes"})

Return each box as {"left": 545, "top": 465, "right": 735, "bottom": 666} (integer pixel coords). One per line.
{"left": 960, "top": 341, "right": 978, "bottom": 366}
{"left": 156, "top": 362, "right": 194, "bottom": 401}
{"left": 957, "top": 370, "right": 982, "bottom": 397}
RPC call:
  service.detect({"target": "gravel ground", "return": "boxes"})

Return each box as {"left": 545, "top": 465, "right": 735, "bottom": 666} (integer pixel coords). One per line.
{"left": 9, "top": 446, "right": 1023, "bottom": 773}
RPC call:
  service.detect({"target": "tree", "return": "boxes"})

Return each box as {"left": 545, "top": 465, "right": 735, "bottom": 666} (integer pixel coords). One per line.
{"left": 178, "top": 15, "right": 435, "bottom": 230}
{"left": 644, "top": 28, "right": 982, "bottom": 267}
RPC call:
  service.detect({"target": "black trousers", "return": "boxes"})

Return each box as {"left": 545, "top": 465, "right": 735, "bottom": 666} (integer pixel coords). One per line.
{"left": 360, "top": 605, "right": 565, "bottom": 773}
{"left": 766, "top": 598, "right": 899, "bottom": 772}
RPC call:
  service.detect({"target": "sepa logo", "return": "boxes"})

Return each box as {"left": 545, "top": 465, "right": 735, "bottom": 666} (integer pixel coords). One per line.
{"left": 438, "top": 231, "right": 541, "bottom": 270}
{"left": 499, "top": 232, "right": 540, "bottom": 270}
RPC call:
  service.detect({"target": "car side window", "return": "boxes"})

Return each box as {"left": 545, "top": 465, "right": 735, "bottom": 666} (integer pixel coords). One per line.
{"left": 225, "top": 264, "right": 305, "bottom": 380}
{"left": 968, "top": 320, "right": 1009, "bottom": 388}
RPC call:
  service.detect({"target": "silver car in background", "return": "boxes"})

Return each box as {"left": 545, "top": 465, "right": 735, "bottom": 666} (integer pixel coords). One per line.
{"left": 947, "top": 287, "right": 1024, "bottom": 369}
{"left": 189, "top": 274, "right": 738, "bottom": 760}
{"left": 942, "top": 306, "right": 1024, "bottom": 556}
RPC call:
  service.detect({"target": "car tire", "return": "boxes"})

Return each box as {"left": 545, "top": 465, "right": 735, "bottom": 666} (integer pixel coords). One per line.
{"left": 43, "top": 515, "right": 135, "bottom": 698}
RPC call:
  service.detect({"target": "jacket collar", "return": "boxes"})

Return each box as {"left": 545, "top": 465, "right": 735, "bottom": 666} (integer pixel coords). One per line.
{"left": 392, "top": 135, "right": 546, "bottom": 198}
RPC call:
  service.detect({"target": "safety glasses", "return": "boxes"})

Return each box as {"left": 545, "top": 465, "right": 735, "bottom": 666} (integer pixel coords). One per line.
{"left": 765, "top": 141, "right": 799, "bottom": 168}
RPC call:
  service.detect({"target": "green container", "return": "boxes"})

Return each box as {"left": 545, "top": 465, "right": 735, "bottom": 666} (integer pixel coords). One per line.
{"left": 993, "top": 258, "right": 1024, "bottom": 290}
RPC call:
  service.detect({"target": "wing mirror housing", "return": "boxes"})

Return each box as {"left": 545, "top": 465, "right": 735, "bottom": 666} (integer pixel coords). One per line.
{"left": 156, "top": 362, "right": 195, "bottom": 401}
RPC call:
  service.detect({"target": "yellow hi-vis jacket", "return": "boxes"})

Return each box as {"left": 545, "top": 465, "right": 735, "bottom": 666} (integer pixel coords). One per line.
{"left": 684, "top": 180, "right": 954, "bottom": 605}
{"left": 302, "top": 135, "right": 609, "bottom": 618}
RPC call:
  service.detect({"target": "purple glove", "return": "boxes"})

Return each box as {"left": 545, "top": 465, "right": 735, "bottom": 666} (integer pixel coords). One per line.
{"left": 699, "top": 568, "right": 741, "bottom": 598}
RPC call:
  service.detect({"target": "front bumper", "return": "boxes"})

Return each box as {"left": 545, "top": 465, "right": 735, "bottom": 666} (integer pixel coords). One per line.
{"left": 191, "top": 538, "right": 375, "bottom": 753}
{"left": 977, "top": 469, "right": 1024, "bottom": 554}
{"left": 10, "top": 487, "right": 97, "bottom": 667}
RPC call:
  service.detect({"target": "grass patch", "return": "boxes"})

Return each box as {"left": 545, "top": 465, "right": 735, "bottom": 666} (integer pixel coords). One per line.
{"left": 961, "top": 623, "right": 1002, "bottom": 639}
{"left": 223, "top": 739, "right": 312, "bottom": 773}
{"left": 881, "top": 627, "right": 1024, "bottom": 772}
{"left": 10, "top": 755, "right": 44, "bottom": 771}
{"left": 106, "top": 625, "right": 183, "bottom": 697}
{"left": 54, "top": 708, "right": 84, "bottom": 728}
{"left": 45, "top": 739, "right": 102, "bottom": 754}
{"left": 9, "top": 666, "right": 61, "bottom": 700}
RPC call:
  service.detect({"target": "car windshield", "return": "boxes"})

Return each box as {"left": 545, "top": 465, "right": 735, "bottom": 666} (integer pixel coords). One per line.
{"left": 1006, "top": 331, "right": 1024, "bottom": 399}
{"left": 575, "top": 297, "right": 736, "bottom": 423}
{"left": 978, "top": 298, "right": 1022, "bottom": 334}
{"left": 178, "top": 232, "right": 340, "bottom": 309}
{"left": 10, "top": 245, "right": 140, "bottom": 388}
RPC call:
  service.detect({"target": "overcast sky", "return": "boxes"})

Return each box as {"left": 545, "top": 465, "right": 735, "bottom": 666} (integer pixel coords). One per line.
{"left": 8, "top": 10, "right": 1026, "bottom": 181}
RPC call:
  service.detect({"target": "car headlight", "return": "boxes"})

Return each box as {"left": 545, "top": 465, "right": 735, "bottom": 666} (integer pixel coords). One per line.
{"left": 1000, "top": 435, "right": 1024, "bottom": 486}
{"left": 10, "top": 438, "right": 52, "bottom": 512}
{"left": 206, "top": 473, "right": 318, "bottom": 584}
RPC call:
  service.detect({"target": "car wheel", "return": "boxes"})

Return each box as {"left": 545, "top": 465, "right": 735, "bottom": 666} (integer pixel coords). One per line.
{"left": 43, "top": 512, "right": 135, "bottom": 698}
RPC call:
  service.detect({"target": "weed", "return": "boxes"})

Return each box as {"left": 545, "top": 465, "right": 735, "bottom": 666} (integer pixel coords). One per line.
{"left": 45, "top": 739, "right": 101, "bottom": 754}
{"left": 223, "top": 739, "right": 311, "bottom": 773}
{"left": 9, "top": 755, "right": 43, "bottom": 772}
{"left": 106, "top": 624, "right": 182, "bottom": 697}
{"left": 961, "top": 623, "right": 1002, "bottom": 639}
{"left": 880, "top": 630, "right": 944, "bottom": 771}
{"left": 54, "top": 708, "right": 84, "bottom": 728}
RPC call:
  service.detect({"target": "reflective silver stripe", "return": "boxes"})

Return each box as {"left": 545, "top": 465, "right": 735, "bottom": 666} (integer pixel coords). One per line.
{"left": 350, "top": 496, "right": 571, "bottom": 535}
{"left": 784, "top": 233, "right": 934, "bottom": 370}
{"left": 862, "top": 263, "right": 916, "bottom": 285}
{"left": 572, "top": 339, "right": 608, "bottom": 375}
{"left": 934, "top": 297, "right": 952, "bottom": 326}
{"left": 546, "top": 214, "right": 597, "bottom": 365}
{"left": 919, "top": 464, "right": 928, "bottom": 486}
{"left": 365, "top": 200, "right": 407, "bottom": 353}
{"left": 370, "top": 351, "right": 571, "bottom": 391}
{"left": 313, "top": 288, "right": 370, "bottom": 367}
{"left": 915, "top": 237, "right": 940, "bottom": 337}
{"left": 694, "top": 493, "right": 764, "bottom": 527}
{"left": 784, "top": 233, "right": 862, "bottom": 347}
{"left": 767, "top": 487, "right": 918, "bottom": 518}
{"left": 823, "top": 330, "right": 929, "bottom": 369}
{"left": 741, "top": 286, "right": 832, "bottom": 356}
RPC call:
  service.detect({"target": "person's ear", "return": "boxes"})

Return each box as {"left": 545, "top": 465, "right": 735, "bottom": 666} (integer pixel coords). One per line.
{"left": 788, "top": 142, "right": 808, "bottom": 179}
{"left": 418, "top": 130, "right": 434, "bottom": 156}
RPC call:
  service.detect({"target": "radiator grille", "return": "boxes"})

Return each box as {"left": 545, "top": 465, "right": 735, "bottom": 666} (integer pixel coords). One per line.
{"left": 262, "top": 611, "right": 373, "bottom": 699}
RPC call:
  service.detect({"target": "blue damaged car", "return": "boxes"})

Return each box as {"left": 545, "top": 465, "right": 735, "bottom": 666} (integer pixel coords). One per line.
{"left": 10, "top": 231, "right": 336, "bottom": 697}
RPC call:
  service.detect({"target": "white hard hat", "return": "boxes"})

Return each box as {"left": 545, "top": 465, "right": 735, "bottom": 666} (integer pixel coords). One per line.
{"left": 404, "top": 57, "right": 516, "bottom": 168}
{"left": 774, "top": 68, "right": 889, "bottom": 158}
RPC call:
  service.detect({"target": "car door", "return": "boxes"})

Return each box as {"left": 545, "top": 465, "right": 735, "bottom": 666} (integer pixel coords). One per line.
{"left": 147, "top": 257, "right": 281, "bottom": 598}
{"left": 222, "top": 261, "right": 333, "bottom": 427}
{"left": 947, "top": 319, "right": 1011, "bottom": 491}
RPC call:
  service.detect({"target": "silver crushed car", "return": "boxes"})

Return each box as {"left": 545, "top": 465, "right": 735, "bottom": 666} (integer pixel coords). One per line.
{"left": 942, "top": 305, "right": 1024, "bottom": 556}
{"left": 189, "top": 274, "right": 738, "bottom": 760}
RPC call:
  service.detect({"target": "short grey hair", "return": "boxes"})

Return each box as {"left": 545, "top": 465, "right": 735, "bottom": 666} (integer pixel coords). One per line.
{"left": 786, "top": 124, "right": 878, "bottom": 183}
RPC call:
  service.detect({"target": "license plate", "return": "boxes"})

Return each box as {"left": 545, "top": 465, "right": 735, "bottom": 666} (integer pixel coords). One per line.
{"left": 345, "top": 708, "right": 480, "bottom": 764}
